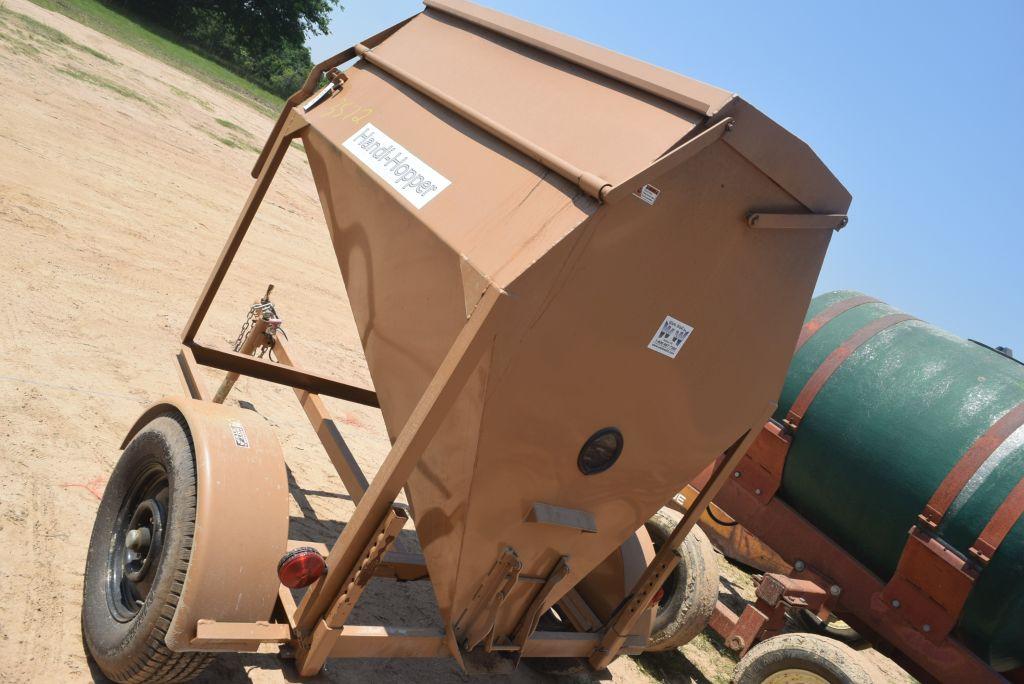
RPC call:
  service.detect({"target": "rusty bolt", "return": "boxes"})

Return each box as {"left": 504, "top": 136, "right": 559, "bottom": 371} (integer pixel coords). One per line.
{"left": 794, "top": 560, "right": 806, "bottom": 572}
{"left": 726, "top": 635, "right": 745, "bottom": 651}
{"left": 891, "top": 599, "right": 901, "bottom": 609}
{"left": 830, "top": 584, "right": 842, "bottom": 597}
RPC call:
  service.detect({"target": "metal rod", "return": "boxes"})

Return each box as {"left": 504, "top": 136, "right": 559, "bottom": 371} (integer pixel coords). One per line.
{"left": 188, "top": 342, "right": 379, "bottom": 407}
{"left": 175, "top": 345, "right": 211, "bottom": 401}
{"left": 273, "top": 335, "right": 370, "bottom": 502}
{"left": 181, "top": 109, "right": 307, "bottom": 345}
{"left": 591, "top": 404, "right": 775, "bottom": 669}
{"left": 212, "top": 320, "right": 267, "bottom": 404}
{"left": 354, "top": 43, "right": 611, "bottom": 200}
{"left": 292, "top": 287, "right": 503, "bottom": 634}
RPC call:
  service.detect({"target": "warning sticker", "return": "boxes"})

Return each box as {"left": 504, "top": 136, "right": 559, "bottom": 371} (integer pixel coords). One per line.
{"left": 229, "top": 421, "right": 250, "bottom": 449}
{"left": 647, "top": 315, "right": 694, "bottom": 359}
{"left": 634, "top": 184, "right": 661, "bottom": 206}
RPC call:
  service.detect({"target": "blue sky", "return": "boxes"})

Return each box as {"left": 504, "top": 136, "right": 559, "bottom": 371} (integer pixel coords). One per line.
{"left": 308, "top": 1, "right": 1024, "bottom": 353}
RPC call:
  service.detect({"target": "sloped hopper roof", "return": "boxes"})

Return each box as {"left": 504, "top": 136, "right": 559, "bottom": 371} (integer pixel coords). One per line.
{"left": 299, "top": 0, "right": 850, "bottom": 644}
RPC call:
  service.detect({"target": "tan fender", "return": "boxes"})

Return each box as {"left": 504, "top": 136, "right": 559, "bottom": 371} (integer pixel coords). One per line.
{"left": 122, "top": 397, "right": 289, "bottom": 652}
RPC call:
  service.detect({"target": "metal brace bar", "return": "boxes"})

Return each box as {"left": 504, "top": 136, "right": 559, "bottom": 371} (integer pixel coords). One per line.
{"left": 295, "top": 506, "right": 408, "bottom": 675}
{"left": 273, "top": 334, "right": 371, "bottom": 502}
{"left": 591, "top": 405, "right": 774, "bottom": 669}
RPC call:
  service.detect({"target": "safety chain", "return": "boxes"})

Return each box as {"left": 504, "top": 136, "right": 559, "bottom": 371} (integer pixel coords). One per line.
{"left": 231, "top": 284, "right": 285, "bottom": 359}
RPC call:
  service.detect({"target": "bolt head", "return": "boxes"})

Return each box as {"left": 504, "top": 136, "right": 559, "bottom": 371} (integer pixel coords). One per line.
{"left": 733, "top": 471, "right": 742, "bottom": 478}
{"left": 830, "top": 584, "right": 842, "bottom": 596}
{"left": 922, "top": 624, "right": 932, "bottom": 633}
{"left": 891, "top": 599, "right": 901, "bottom": 609}
{"left": 754, "top": 488, "right": 763, "bottom": 495}
{"left": 794, "top": 560, "right": 806, "bottom": 572}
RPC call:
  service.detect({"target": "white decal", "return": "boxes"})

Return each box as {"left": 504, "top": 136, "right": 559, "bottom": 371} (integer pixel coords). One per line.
{"left": 342, "top": 123, "right": 451, "bottom": 209}
{"left": 647, "top": 315, "right": 694, "bottom": 359}
{"left": 229, "top": 421, "right": 250, "bottom": 449}
{"left": 634, "top": 184, "right": 661, "bottom": 206}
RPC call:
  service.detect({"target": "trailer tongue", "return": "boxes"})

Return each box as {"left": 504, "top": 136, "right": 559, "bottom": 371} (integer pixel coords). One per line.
{"left": 81, "top": 1, "right": 851, "bottom": 681}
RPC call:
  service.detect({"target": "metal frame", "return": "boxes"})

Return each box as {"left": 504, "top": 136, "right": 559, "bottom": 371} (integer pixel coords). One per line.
{"left": 167, "top": 65, "right": 766, "bottom": 672}
{"left": 695, "top": 422, "right": 1017, "bottom": 684}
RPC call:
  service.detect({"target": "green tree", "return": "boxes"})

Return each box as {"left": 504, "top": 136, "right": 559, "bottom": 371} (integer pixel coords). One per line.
{"left": 113, "top": 0, "right": 342, "bottom": 97}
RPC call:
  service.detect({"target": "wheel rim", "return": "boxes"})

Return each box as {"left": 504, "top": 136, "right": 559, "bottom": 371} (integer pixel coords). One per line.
{"left": 763, "top": 669, "right": 830, "bottom": 684}
{"left": 107, "top": 462, "right": 169, "bottom": 622}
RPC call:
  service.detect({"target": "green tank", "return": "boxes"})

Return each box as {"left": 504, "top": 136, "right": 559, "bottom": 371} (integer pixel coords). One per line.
{"left": 775, "top": 290, "right": 1024, "bottom": 671}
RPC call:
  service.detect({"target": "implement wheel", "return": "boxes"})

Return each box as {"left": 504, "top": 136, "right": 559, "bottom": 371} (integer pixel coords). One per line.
{"left": 643, "top": 512, "right": 719, "bottom": 651}
{"left": 82, "top": 415, "right": 213, "bottom": 683}
{"left": 732, "top": 633, "right": 875, "bottom": 684}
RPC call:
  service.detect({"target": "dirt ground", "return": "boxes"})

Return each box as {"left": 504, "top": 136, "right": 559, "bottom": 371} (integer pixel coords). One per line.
{"left": 0, "top": 3, "right": 911, "bottom": 682}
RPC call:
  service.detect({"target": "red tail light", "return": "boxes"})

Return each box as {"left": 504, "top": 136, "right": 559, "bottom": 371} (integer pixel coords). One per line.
{"left": 277, "top": 547, "right": 327, "bottom": 589}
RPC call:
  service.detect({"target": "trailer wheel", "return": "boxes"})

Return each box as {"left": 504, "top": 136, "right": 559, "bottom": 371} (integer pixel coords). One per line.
{"left": 793, "top": 609, "right": 865, "bottom": 647}
{"left": 732, "top": 633, "right": 875, "bottom": 684}
{"left": 643, "top": 512, "right": 719, "bottom": 651}
{"left": 82, "top": 415, "right": 213, "bottom": 683}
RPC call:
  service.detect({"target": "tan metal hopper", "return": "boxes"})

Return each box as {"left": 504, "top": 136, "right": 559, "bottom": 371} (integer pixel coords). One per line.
{"left": 293, "top": 0, "right": 850, "bottom": 650}
{"left": 81, "top": 1, "right": 851, "bottom": 680}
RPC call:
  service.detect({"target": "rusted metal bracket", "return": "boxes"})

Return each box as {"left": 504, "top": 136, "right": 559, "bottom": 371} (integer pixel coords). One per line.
{"left": 785, "top": 313, "right": 915, "bottom": 431}
{"left": 708, "top": 572, "right": 829, "bottom": 656}
{"left": 970, "top": 475, "right": 1024, "bottom": 564}
{"left": 731, "top": 421, "right": 792, "bottom": 505}
{"left": 880, "top": 527, "right": 979, "bottom": 643}
{"left": 725, "top": 301, "right": 907, "bottom": 507}
{"left": 881, "top": 400, "right": 1024, "bottom": 642}
{"left": 794, "top": 295, "right": 880, "bottom": 352}
{"left": 920, "top": 402, "right": 1024, "bottom": 530}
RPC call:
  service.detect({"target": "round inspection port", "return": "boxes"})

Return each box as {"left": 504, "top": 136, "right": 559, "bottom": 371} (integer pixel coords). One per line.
{"left": 578, "top": 427, "right": 624, "bottom": 475}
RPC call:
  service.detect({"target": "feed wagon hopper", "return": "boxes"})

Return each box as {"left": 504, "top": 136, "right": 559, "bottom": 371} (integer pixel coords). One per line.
{"left": 80, "top": 1, "right": 851, "bottom": 680}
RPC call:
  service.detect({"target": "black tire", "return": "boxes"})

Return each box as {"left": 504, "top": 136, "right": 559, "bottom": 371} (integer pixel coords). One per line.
{"left": 793, "top": 608, "right": 866, "bottom": 647}
{"left": 82, "top": 415, "right": 213, "bottom": 683}
{"left": 643, "top": 512, "right": 719, "bottom": 651}
{"left": 732, "top": 633, "right": 876, "bottom": 684}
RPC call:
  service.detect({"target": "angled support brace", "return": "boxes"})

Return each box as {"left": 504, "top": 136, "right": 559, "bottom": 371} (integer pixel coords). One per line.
{"left": 291, "top": 287, "right": 504, "bottom": 665}
{"left": 590, "top": 404, "right": 775, "bottom": 669}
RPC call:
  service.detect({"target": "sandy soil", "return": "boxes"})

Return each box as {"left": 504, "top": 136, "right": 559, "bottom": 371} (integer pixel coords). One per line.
{"left": 0, "top": 3, "right": 912, "bottom": 683}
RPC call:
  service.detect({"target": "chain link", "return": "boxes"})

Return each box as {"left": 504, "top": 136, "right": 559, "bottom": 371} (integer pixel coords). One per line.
{"left": 231, "top": 285, "right": 284, "bottom": 359}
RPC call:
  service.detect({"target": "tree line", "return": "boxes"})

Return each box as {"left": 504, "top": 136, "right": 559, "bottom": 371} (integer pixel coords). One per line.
{"left": 111, "top": 0, "right": 342, "bottom": 97}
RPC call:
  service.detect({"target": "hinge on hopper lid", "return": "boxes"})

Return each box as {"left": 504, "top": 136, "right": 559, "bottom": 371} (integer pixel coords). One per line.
{"left": 302, "top": 68, "right": 348, "bottom": 113}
